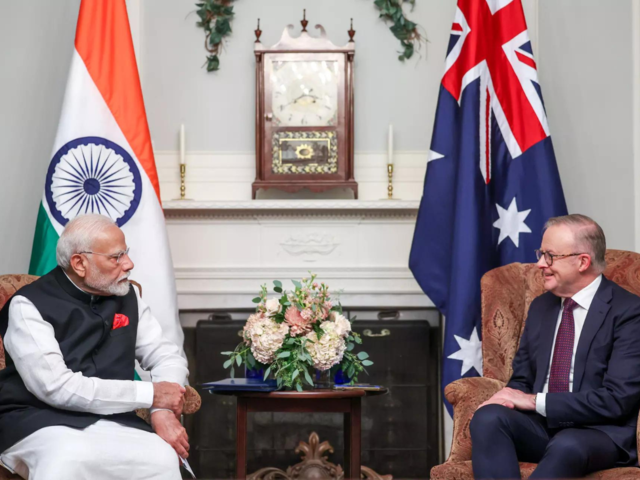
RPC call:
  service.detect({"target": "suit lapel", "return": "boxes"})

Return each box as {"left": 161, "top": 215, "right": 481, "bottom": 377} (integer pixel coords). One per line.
{"left": 535, "top": 296, "right": 562, "bottom": 393}
{"left": 573, "top": 278, "right": 612, "bottom": 391}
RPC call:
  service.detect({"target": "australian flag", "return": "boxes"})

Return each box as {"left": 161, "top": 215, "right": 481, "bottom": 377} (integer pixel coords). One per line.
{"left": 409, "top": 0, "right": 568, "bottom": 415}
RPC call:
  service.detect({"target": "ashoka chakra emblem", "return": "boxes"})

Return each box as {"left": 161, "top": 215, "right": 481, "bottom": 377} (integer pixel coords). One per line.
{"left": 45, "top": 137, "right": 142, "bottom": 227}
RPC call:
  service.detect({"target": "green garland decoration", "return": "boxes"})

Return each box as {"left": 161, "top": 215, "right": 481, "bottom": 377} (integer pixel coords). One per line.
{"left": 374, "top": 0, "right": 425, "bottom": 61}
{"left": 195, "top": 0, "right": 236, "bottom": 72}
{"left": 195, "top": 0, "right": 425, "bottom": 72}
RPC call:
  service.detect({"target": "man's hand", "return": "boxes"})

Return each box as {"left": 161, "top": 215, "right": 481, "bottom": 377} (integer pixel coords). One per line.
{"left": 152, "top": 381, "right": 185, "bottom": 417}
{"left": 151, "top": 410, "right": 190, "bottom": 459}
{"left": 476, "top": 387, "right": 536, "bottom": 411}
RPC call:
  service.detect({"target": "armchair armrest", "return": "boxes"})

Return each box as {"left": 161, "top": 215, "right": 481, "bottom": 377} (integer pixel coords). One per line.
{"left": 135, "top": 385, "right": 202, "bottom": 424}
{"left": 445, "top": 377, "right": 505, "bottom": 463}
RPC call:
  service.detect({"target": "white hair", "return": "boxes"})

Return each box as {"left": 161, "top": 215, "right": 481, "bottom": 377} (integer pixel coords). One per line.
{"left": 56, "top": 214, "right": 117, "bottom": 269}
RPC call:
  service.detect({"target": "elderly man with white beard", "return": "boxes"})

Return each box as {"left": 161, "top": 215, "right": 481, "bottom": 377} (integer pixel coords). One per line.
{"left": 0, "top": 214, "right": 189, "bottom": 480}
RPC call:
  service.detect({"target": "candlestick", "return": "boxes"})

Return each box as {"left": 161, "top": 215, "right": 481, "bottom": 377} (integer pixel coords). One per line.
{"left": 388, "top": 124, "right": 394, "bottom": 165}
{"left": 179, "top": 124, "right": 186, "bottom": 165}
{"left": 180, "top": 164, "right": 186, "bottom": 199}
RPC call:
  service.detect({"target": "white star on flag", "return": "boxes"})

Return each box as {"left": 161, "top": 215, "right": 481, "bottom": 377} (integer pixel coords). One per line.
{"left": 427, "top": 150, "right": 445, "bottom": 163}
{"left": 448, "top": 327, "right": 483, "bottom": 376}
{"left": 493, "top": 197, "right": 532, "bottom": 248}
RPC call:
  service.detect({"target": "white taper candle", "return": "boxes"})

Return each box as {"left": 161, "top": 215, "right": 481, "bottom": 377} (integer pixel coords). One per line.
{"left": 388, "top": 124, "right": 394, "bottom": 165}
{"left": 179, "top": 124, "right": 186, "bottom": 165}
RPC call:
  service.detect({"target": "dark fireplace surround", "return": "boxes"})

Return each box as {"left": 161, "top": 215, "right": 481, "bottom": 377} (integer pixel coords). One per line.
{"left": 182, "top": 307, "right": 443, "bottom": 479}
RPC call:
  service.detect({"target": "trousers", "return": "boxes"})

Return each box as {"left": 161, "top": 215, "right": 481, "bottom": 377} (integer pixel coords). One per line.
{"left": 470, "top": 404, "right": 622, "bottom": 479}
{"left": 0, "top": 419, "right": 181, "bottom": 480}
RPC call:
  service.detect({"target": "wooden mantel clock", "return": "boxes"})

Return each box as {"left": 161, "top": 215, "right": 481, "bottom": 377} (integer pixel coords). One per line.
{"left": 252, "top": 12, "right": 358, "bottom": 199}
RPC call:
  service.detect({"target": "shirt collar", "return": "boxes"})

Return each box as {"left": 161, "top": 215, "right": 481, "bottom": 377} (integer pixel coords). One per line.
{"left": 565, "top": 274, "right": 602, "bottom": 311}
{"left": 59, "top": 267, "right": 104, "bottom": 304}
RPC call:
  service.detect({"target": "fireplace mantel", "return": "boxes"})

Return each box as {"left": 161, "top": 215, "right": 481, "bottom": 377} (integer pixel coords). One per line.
{"left": 163, "top": 199, "right": 431, "bottom": 313}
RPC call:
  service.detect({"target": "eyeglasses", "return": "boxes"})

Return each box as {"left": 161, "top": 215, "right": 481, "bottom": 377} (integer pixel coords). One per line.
{"left": 80, "top": 247, "right": 130, "bottom": 264}
{"left": 534, "top": 249, "right": 586, "bottom": 266}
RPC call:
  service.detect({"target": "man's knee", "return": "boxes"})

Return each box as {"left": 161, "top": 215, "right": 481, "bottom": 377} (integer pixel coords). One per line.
{"left": 544, "top": 431, "right": 588, "bottom": 464}
{"left": 470, "top": 404, "right": 513, "bottom": 437}
{"left": 145, "top": 435, "right": 182, "bottom": 476}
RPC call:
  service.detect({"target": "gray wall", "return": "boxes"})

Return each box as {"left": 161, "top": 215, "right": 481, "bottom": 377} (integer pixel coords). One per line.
{"left": 0, "top": 0, "right": 638, "bottom": 273}
{"left": 141, "top": 0, "right": 455, "bottom": 152}
{"left": 0, "top": 0, "right": 80, "bottom": 274}
{"left": 538, "top": 0, "right": 636, "bottom": 250}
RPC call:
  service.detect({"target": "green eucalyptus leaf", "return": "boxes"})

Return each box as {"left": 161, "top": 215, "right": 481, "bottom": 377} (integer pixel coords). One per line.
{"left": 251, "top": 297, "right": 262, "bottom": 304}
{"left": 221, "top": 351, "right": 233, "bottom": 355}
{"left": 230, "top": 366, "right": 235, "bottom": 379}
{"left": 296, "top": 383, "right": 303, "bottom": 392}
{"left": 304, "top": 369, "right": 314, "bottom": 386}
{"left": 277, "top": 351, "right": 291, "bottom": 359}
{"left": 362, "top": 360, "right": 374, "bottom": 366}
{"left": 292, "top": 279, "right": 302, "bottom": 289}
{"left": 263, "top": 366, "right": 272, "bottom": 380}
{"left": 354, "top": 336, "right": 362, "bottom": 344}
{"left": 223, "top": 359, "right": 233, "bottom": 369}
{"left": 236, "top": 355, "right": 242, "bottom": 366}
{"left": 292, "top": 369, "right": 300, "bottom": 381}
{"left": 274, "top": 280, "right": 283, "bottom": 288}
{"left": 347, "top": 343, "right": 355, "bottom": 351}
{"left": 274, "top": 286, "right": 283, "bottom": 293}
{"left": 357, "top": 351, "right": 369, "bottom": 360}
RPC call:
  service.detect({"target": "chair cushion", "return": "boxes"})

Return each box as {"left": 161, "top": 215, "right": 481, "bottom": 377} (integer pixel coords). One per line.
{"left": 431, "top": 461, "right": 640, "bottom": 480}
{"left": 0, "top": 275, "right": 38, "bottom": 370}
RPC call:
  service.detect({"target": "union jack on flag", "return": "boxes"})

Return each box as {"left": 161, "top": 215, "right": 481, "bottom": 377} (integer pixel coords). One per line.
{"left": 409, "top": 0, "right": 567, "bottom": 414}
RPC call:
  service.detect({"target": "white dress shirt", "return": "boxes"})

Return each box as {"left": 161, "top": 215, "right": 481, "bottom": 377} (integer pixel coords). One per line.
{"left": 3, "top": 286, "right": 188, "bottom": 416}
{"left": 535, "top": 274, "right": 602, "bottom": 416}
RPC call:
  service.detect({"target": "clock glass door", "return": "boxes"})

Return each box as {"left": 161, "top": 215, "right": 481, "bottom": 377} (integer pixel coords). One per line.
{"left": 264, "top": 53, "right": 345, "bottom": 178}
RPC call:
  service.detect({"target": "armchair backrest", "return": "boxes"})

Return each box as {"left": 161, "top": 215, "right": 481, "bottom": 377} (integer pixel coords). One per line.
{"left": 480, "top": 249, "right": 640, "bottom": 383}
{"left": 0, "top": 274, "right": 39, "bottom": 370}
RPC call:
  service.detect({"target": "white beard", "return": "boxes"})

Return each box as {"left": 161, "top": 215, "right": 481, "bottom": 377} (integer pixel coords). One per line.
{"left": 86, "top": 271, "right": 131, "bottom": 296}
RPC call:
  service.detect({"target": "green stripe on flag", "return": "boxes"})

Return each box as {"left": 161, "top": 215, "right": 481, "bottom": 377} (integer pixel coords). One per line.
{"left": 29, "top": 203, "right": 60, "bottom": 276}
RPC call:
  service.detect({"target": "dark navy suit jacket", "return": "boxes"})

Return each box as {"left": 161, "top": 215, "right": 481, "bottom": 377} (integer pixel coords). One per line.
{"left": 507, "top": 276, "right": 640, "bottom": 465}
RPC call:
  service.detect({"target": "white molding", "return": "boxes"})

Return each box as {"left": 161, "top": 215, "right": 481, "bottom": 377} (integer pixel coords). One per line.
{"left": 634, "top": 0, "right": 640, "bottom": 252}
{"left": 163, "top": 199, "right": 419, "bottom": 211}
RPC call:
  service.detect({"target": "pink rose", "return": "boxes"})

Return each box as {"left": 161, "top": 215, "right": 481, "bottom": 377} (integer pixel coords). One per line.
{"left": 285, "top": 306, "right": 313, "bottom": 337}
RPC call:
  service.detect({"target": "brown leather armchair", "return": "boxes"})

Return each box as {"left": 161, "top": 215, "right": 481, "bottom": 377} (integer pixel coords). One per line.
{"left": 0, "top": 274, "right": 201, "bottom": 480}
{"left": 431, "top": 250, "right": 640, "bottom": 479}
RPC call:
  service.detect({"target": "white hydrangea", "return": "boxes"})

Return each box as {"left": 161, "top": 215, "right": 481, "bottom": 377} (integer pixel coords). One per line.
{"left": 246, "top": 315, "right": 289, "bottom": 364}
{"left": 305, "top": 321, "right": 347, "bottom": 371}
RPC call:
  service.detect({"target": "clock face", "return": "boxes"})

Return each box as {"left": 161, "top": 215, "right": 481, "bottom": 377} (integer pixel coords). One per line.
{"left": 271, "top": 60, "right": 339, "bottom": 127}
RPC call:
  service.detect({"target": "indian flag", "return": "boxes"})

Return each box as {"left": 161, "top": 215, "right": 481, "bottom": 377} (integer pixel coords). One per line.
{"left": 28, "top": 0, "right": 184, "bottom": 350}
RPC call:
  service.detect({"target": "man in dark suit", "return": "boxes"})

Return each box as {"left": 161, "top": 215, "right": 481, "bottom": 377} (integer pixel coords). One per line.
{"left": 470, "top": 214, "right": 640, "bottom": 479}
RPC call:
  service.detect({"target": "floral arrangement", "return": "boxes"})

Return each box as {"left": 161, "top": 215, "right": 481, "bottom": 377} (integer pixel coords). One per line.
{"left": 222, "top": 274, "right": 373, "bottom": 391}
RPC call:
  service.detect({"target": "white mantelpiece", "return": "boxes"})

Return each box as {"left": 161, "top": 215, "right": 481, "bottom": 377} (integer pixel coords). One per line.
{"left": 163, "top": 199, "right": 432, "bottom": 311}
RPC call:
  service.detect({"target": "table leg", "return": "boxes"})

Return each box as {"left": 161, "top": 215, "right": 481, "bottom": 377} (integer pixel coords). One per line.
{"left": 344, "top": 397, "right": 362, "bottom": 479}
{"left": 236, "top": 397, "right": 248, "bottom": 479}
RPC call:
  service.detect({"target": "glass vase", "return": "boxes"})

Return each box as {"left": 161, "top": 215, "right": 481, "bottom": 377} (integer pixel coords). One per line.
{"left": 245, "top": 367, "right": 265, "bottom": 380}
{"left": 314, "top": 369, "right": 334, "bottom": 390}
{"left": 334, "top": 368, "right": 352, "bottom": 385}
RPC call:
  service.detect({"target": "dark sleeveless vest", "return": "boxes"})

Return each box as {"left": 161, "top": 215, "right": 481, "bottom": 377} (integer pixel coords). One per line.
{"left": 0, "top": 267, "right": 152, "bottom": 453}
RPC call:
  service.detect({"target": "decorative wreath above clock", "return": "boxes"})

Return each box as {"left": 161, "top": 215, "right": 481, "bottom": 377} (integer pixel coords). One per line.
{"left": 195, "top": 1, "right": 425, "bottom": 72}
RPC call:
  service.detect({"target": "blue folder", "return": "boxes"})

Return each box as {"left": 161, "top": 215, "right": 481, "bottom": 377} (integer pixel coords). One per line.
{"left": 200, "top": 378, "right": 278, "bottom": 392}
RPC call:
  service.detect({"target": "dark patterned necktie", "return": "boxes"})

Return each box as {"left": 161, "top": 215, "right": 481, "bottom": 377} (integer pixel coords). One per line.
{"left": 548, "top": 298, "right": 578, "bottom": 393}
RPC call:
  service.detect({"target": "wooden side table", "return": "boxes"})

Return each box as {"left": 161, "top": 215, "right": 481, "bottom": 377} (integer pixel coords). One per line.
{"left": 218, "top": 389, "right": 386, "bottom": 480}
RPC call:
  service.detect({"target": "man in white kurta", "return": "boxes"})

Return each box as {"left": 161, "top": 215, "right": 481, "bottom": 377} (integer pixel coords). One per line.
{"left": 0, "top": 215, "right": 189, "bottom": 480}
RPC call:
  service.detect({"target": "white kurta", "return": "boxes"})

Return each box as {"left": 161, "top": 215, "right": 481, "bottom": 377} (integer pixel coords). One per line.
{"left": 0, "top": 288, "right": 188, "bottom": 480}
